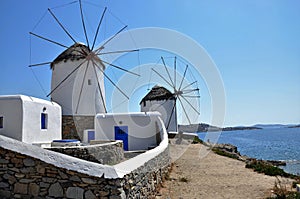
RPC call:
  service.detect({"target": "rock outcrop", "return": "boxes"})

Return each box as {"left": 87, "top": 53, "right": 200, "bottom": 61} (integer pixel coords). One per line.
{"left": 211, "top": 143, "right": 286, "bottom": 166}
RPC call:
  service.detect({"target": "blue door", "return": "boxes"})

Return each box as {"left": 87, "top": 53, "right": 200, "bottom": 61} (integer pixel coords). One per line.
{"left": 114, "top": 126, "right": 128, "bottom": 151}
{"left": 87, "top": 131, "right": 95, "bottom": 143}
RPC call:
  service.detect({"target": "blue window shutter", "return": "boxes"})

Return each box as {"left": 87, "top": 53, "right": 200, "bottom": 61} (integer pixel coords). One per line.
{"left": 41, "top": 113, "right": 47, "bottom": 129}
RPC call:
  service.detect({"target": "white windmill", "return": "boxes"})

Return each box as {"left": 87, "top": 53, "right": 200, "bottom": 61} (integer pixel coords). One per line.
{"left": 141, "top": 56, "right": 200, "bottom": 133}
{"left": 50, "top": 43, "right": 106, "bottom": 115}
{"left": 29, "top": 1, "right": 139, "bottom": 139}
{"left": 140, "top": 85, "right": 178, "bottom": 132}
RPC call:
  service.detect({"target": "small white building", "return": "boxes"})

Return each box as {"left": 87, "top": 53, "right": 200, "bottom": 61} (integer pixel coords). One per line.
{"left": 95, "top": 112, "right": 164, "bottom": 151}
{"left": 51, "top": 43, "right": 106, "bottom": 116}
{"left": 140, "top": 86, "right": 178, "bottom": 132}
{"left": 0, "top": 95, "right": 62, "bottom": 145}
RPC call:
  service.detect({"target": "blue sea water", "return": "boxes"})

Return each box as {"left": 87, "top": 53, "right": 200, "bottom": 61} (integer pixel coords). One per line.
{"left": 197, "top": 127, "right": 300, "bottom": 175}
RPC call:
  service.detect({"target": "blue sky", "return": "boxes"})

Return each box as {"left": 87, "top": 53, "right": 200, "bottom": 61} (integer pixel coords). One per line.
{"left": 0, "top": 0, "right": 299, "bottom": 126}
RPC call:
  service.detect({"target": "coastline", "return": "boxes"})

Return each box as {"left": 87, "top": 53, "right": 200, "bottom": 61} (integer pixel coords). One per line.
{"left": 197, "top": 127, "right": 300, "bottom": 176}
{"left": 156, "top": 142, "right": 296, "bottom": 199}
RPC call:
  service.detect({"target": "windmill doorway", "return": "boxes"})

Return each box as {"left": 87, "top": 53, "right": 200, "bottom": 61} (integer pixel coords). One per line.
{"left": 114, "top": 126, "right": 128, "bottom": 151}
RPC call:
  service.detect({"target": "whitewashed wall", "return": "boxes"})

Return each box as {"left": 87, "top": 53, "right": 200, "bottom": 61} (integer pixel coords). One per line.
{"left": 0, "top": 96, "right": 22, "bottom": 141}
{"left": 0, "top": 95, "right": 61, "bottom": 144}
{"left": 141, "top": 99, "right": 178, "bottom": 132}
{"left": 95, "top": 112, "right": 164, "bottom": 151}
{"left": 51, "top": 58, "right": 106, "bottom": 116}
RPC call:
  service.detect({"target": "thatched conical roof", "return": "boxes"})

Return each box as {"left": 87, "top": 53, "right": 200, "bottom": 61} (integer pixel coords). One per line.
{"left": 51, "top": 43, "right": 102, "bottom": 70}
{"left": 140, "top": 85, "right": 175, "bottom": 104}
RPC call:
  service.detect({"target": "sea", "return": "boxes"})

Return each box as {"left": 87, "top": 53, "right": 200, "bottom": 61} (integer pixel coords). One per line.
{"left": 197, "top": 127, "right": 300, "bottom": 175}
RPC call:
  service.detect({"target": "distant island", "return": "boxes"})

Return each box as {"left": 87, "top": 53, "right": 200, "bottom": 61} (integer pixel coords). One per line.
{"left": 178, "top": 123, "right": 300, "bottom": 133}
{"left": 288, "top": 124, "right": 300, "bottom": 129}
{"left": 178, "top": 123, "right": 261, "bottom": 133}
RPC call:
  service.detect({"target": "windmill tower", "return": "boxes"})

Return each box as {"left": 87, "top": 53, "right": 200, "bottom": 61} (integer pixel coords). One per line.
{"left": 140, "top": 85, "right": 178, "bottom": 132}
{"left": 141, "top": 56, "right": 200, "bottom": 133}
{"left": 50, "top": 43, "right": 106, "bottom": 116}
{"left": 29, "top": 2, "right": 138, "bottom": 140}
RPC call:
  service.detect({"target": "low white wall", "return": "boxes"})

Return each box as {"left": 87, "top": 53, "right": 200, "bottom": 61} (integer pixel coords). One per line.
{"left": 95, "top": 112, "right": 163, "bottom": 151}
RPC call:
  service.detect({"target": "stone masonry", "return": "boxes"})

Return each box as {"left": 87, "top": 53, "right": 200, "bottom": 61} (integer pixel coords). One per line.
{"left": 62, "top": 115, "right": 94, "bottom": 140}
{"left": 0, "top": 145, "right": 170, "bottom": 198}
{"left": 47, "top": 141, "right": 124, "bottom": 165}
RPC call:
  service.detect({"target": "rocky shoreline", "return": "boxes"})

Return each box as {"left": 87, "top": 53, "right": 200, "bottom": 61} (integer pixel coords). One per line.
{"left": 210, "top": 143, "right": 287, "bottom": 167}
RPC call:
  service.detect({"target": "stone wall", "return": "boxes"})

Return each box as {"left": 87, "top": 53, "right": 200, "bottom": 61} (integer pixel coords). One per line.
{"left": 47, "top": 141, "right": 124, "bottom": 165}
{"left": 0, "top": 147, "right": 122, "bottom": 199}
{"left": 122, "top": 147, "right": 170, "bottom": 198}
{"left": 0, "top": 145, "right": 170, "bottom": 199}
{"left": 62, "top": 115, "right": 94, "bottom": 140}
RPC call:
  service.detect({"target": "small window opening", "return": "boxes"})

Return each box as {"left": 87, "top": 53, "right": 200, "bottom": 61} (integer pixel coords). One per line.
{"left": 88, "top": 79, "right": 92, "bottom": 85}
{"left": 41, "top": 113, "right": 48, "bottom": 130}
{"left": 0, "top": 117, "right": 3, "bottom": 128}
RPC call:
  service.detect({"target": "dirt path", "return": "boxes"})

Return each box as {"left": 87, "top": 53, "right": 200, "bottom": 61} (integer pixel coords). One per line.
{"left": 156, "top": 143, "right": 293, "bottom": 199}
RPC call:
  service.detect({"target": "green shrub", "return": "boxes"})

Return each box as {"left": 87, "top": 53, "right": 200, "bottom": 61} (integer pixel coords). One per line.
{"left": 246, "top": 160, "right": 289, "bottom": 177}
{"left": 192, "top": 136, "right": 203, "bottom": 144}
{"left": 212, "top": 148, "right": 239, "bottom": 160}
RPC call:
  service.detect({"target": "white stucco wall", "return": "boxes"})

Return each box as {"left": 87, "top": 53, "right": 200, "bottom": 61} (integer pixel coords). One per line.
{"left": 0, "top": 95, "right": 62, "bottom": 144}
{"left": 0, "top": 96, "right": 23, "bottom": 141}
{"left": 95, "top": 112, "right": 163, "bottom": 151}
{"left": 51, "top": 58, "right": 106, "bottom": 116}
{"left": 141, "top": 99, "right": 178, "bottom": 132}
